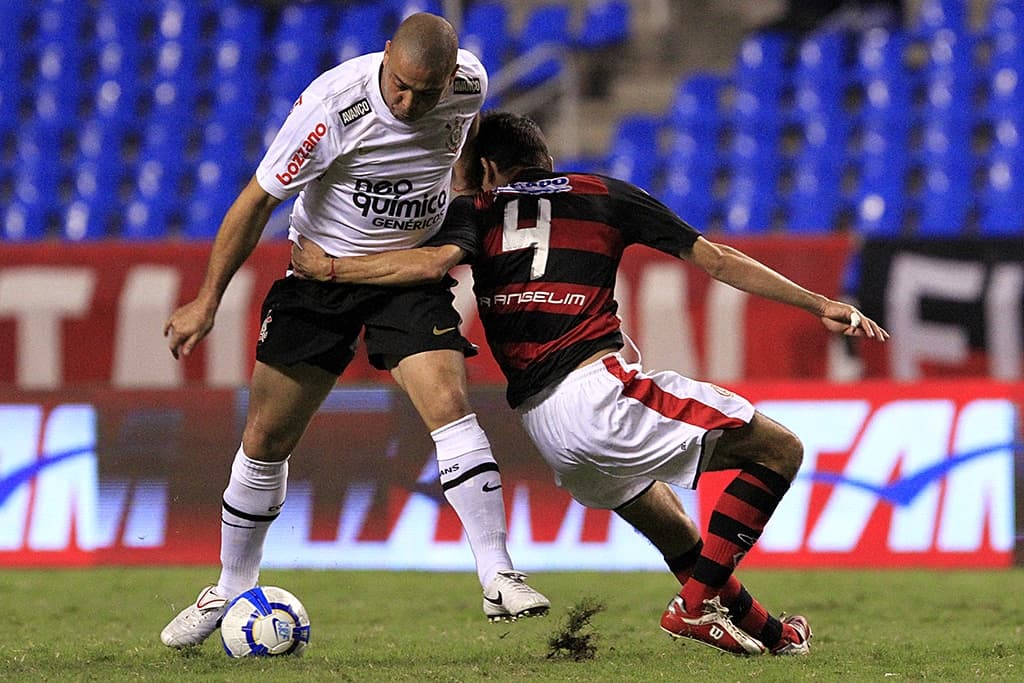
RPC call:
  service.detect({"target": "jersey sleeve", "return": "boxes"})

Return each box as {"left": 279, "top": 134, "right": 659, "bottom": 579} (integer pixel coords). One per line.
{"left": 255, "top": 93, "right": 343, "bottom": 200}
{"left": 422, "top": 195, "right": 481, "bottom": 262}
{"left": 455, "top": 49, "right": 488, "bottom": 109}
{"left": 603, "top": 175, "right": 701, "bottom": 256}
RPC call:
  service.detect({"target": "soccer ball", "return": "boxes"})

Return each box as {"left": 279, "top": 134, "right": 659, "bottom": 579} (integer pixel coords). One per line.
{"left": 220, "top": 586, "right": 311, "bottom": 658}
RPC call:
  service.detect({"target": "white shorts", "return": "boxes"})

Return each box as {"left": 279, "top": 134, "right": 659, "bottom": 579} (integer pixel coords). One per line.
{"left": 517, "top": 353, "right": 755, "bottom": 509}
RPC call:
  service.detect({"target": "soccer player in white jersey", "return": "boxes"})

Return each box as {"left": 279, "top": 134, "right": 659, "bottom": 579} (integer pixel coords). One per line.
{"left": 289, "top": 111, "right": 890, "bottom": 656}
{"left": 160, "top": 14, "right": 548, "bottom": 649}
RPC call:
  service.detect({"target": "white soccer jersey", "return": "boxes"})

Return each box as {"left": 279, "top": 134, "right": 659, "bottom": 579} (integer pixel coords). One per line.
{"left": 256, "top": 49, "right": 487, "bottom": 256}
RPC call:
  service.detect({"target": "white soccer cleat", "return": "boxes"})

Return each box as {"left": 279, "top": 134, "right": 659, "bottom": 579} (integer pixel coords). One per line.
{"left": 160, "top": 585, "right": 230, "bottom": 648}
{"left": 482, "top": 570, "right": 550, "bottom": 622}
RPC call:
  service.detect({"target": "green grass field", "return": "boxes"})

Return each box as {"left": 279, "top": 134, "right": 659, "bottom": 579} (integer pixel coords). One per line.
{"left": 2, "top": 567, "right": 1021, "bottom": 681}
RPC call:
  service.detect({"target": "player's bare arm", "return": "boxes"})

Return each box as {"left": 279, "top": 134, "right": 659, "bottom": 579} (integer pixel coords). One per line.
{"left": 164, "top": 177, "right": 282, "bottom": 359}
{"left": 682, "top": 237, "right": 889, "bottom": 341}
{"left": 290, "top": 234, "right": 464, "bottom": 286}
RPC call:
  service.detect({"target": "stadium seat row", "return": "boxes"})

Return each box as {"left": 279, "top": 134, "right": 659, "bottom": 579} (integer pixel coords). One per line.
{"left": 1, "top": 0, "right": 632, "bottom": 241}
{"left": 595, "top": 0, "right": 1024, "bottom": 237}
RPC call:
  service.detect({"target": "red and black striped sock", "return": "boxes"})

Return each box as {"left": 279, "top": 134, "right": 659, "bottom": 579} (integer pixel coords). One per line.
{"left": 679, "top": 462, "right": 790, "bottom": 614}
{"left": 720, "top": 580, "right": 785, "bottom": 648}
{"left": 665, "top": 539, "right": 703, "bottom": 585}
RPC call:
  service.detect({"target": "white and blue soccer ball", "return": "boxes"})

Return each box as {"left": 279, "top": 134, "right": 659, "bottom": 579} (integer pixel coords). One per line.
{"left": 220, "top": 586, "right": 311, "bottom": 658}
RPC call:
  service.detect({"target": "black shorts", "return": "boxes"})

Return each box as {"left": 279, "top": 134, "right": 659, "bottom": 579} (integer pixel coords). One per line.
{"left": 254, "top": 275, "right": 477, "bottom": 376}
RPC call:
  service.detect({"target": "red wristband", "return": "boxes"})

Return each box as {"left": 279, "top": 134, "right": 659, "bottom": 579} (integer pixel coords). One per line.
{"left": 328, "top": 258, "right": 336, "bottom": 282}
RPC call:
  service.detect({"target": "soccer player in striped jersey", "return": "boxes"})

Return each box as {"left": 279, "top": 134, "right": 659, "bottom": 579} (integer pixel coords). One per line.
{"left": 290, "top": 111, "right": 889, "bottom": 656}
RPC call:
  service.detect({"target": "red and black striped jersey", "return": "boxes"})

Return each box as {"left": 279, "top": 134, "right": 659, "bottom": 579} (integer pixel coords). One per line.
{"left": 437, "top": 169, "right": 701, "bottom": 407}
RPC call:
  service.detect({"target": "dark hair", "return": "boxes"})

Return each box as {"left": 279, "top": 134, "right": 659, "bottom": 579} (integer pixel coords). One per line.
{"left": 466, "top": 111, "right": 551, "bottom": 188}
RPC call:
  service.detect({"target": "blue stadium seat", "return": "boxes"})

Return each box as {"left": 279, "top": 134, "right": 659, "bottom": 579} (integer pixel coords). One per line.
{"left": 122, "top": 197, "right": 175, "bottom": 240}
{"left": 62, "top": 200, "right": 110, "bottom": 242}
{"left": 605, "top": 114, "right": 661, "bottom": 191}
{"left": 184, "top": 158, "right": 242, "bottom": 240}
{"left": 916, "top": 167, "right": 972, "bottom": 236}
{"left": 0, "top": 83, "right": 22, "bottom": 133}
{"left": 794, "top": 30, "right": 844, "bottom": 83}
{"left": 987, "top": 0, "right": 1024, "bottom": 35}
{"left": 62, "top": 158, "right": 118, "bottom": 242}
{"left": 460, "top": 1, "right": 510, "bottom": 77}
{"left": 732, "top": 32, "right": 788, "bottom": 129}
{"left": 663, "top": 126, "right": 720, "bottom": 177}
{"left": 0, "top": 22, "right": 27, "bottom": 117}
{"left": 32, "top": 81, "right": 79, "bottom": 130}
{"left": 786, "top": 161, "right": 842, "bottom": 233}
{"left": 785, "top": 115, "right": 847, "bottom": 234}
{"left": 724, "top": 128, "right": 780, "bottom": 178}
{"left": 721, "top": 171, "right": 774, "bottom": 234}
{"left": 858, "top": 73, "right": 914, "bottom": 129}
{"left": 853, "top": 27, "right": 908, "bottom": 81}
{"left": 720, "top": 129, "right": 779, "bottom": 235}
{"left": 791, "top": 29, "right": 845, "bottom": 120}
{"left": 74, "top": 120, "right": 127, "bottom": 181}
{"left": 978, "top": 156, "right": 1024, "bottom": 235}
{"left": 658, "top": 164, "right": 716, "bottom": 230}
{"left": 916, "top": 0, "right": 969, "bottom": 36}
{"left": 982, "top": 35, "right": 1024, "bottom": 119}
{"left": 734, "top": 31, "right": 788, "bottom": 90}
{"left": 14, "top": 122, "right": 63, "bottom": 191}
{"left": 849, "top": 123, "right": 910, "bottom": 237}
{"left": 576, "top": 0, "right": 630, "bottom": 50}
{"left": 923, "top": 28, "right": 974, "bottom": 77}
{"left": 514, "top": 3, "right": 572, "bottom": 89}
{"left": 852, "top": 188, "right": 907, "bottom": 237}
{"left": 91, "top": 40, "right": 144, "bottom": 123}
{"left": 122, "top": 154, "right": 182, "bottom": 240}
{"left": 270, "top": 4, "right": 331, "bottom": 96}
{"left": 334, "top": 3, "right": 391, "bottom": 64}
{"left": 665, "top": 73, "right": 726, "bottom": 132}
{"left": 269, "top": 37, "right": 321, "bottom": 100}
{"left": 732, "top": 81, "right": 785, "bottom": 131}
{"left": 215, "top": 2, "right": 264, "bottom": 43}
{"left": 977, "top": 119, "right": 1024, "bottom": 235}
{"left": 917, "top": 119, "right": 971, "bottom": 172}
{"left": 392, "top": 0, "right": 444, "bottom": 20}
{"left": 3, "top": 198, "right": 50, "bottom": 242}
{"left": 32, "top": 1, "right": 88, "bottom": 48}
{"left": 138, "top": 120, "right": 188, "bottom": 179}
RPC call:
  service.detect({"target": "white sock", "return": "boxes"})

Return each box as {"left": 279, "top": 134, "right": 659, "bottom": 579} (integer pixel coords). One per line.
{"left": 432, "top": 413, "right": 513, "bottom": 588}
{"left": 216, "top": 446, "right": 288, "bottom": 598}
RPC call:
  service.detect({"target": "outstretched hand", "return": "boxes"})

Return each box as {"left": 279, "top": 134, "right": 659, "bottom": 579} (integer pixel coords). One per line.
{"left": 819, "top": 300, "right": 889, "bottom": 341}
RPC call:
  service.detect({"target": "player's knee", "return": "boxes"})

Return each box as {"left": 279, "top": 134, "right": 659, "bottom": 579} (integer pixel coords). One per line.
{"left": 771, "top": 426, "right": 803, "bottom": 481}
{"left": 241, "top": 424, "right": 296, "bottom": 462}
{"left": 421, "top": 387, "right": 473, "bottom": 429}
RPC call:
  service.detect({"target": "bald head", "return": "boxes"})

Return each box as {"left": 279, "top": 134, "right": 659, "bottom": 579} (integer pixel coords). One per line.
{"left": 391, "top": 13, "right": 458, "bottom": 77}
{"left": 380, "top": 13, "right": 460, "bottom": 122}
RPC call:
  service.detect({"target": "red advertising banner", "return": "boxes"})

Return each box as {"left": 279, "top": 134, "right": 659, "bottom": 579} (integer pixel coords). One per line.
{"left": 1, "top": 380, "right": 1019, "bottom": 569}
{"left": 0, "top": 236, "right": 855, "bottom": 389}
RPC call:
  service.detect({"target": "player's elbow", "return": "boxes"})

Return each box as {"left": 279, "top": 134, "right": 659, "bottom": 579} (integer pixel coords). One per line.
{"left": 695, "top": 242, "right": 731, "bottom": 280}
{"left": 414, "top": 246, "right": 463, "bottom": 282}
{"left": 418, "top": 261, "right": 451, "bottom": 282}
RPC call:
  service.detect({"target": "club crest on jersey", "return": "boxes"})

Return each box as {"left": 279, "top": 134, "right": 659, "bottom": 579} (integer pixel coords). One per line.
{"left": 453, "top": 76, "right": 481, "bottom": 95}
{"left": 445, "top": 118, "right": 465, "bottom": 152}
{"left": 340, "top": 98, "right": 372, "bottom": 126}
{"left": 495, "top": 176, "right": 572, "bottom": 195}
